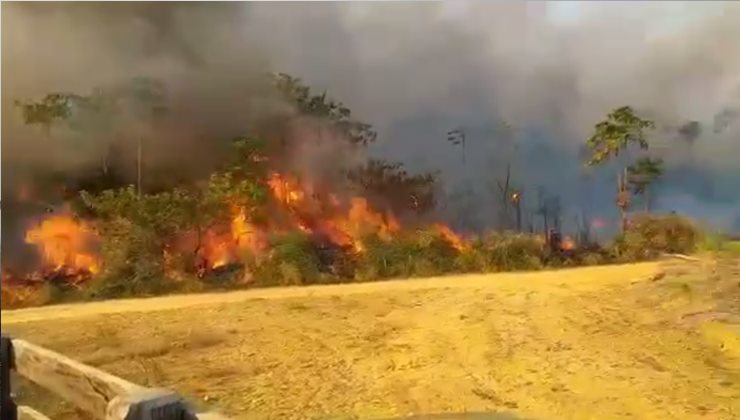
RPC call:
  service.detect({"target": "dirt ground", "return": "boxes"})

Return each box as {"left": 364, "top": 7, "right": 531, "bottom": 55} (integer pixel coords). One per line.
{"left": 2, "top": 260, "right": 739, "bottom": 420}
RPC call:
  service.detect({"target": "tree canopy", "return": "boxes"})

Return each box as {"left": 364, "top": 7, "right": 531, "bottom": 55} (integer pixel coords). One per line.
{"left": 585, "top": 106, "right": 655, "bottom": 166}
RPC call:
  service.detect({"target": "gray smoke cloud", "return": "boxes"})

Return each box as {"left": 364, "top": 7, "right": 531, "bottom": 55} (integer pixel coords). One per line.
{"left": 3, "top": 1, "right": 740, "bottom": 239}
{"left": 240, "top": 1, "right": 740, "bottom": 233}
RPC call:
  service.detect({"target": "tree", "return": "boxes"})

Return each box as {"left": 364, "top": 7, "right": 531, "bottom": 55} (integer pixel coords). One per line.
{"left": 510, "top": 189, "right": 522, "bottom": 232}
{"left": 585, "top": 106, "right": 656, "bottom": 232}
{"left": 272, "top": 73, "right": 377, "bottom": 146}
{"left": 346, "top": 159, "right": 438, "bottom": 216}
{"left": 536, "top": 186, "right": 550, "bottom": 239}
{"left": 627, "top": 157, "right": 664, "bottom": 213}
{"left": 79, "top": 137, "right": 269, "bottom": 282}
{"left": 15, "top": 93, "right": 76, "bottom": 136}
{"left": 15, "top": 78, "right": 169, "bottom": 194}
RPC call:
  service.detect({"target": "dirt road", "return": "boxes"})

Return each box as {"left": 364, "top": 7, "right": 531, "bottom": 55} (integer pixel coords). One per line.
{"left": 1, "top": 263, "right": 660, "bottom": 325}
{"left": 3, "top": 261, "right": 739, "bottom": 420}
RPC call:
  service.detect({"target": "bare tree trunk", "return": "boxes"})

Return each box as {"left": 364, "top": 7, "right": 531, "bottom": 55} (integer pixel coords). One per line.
{"left": 137, "top": 137, "right": 143, "bottom": 198}
{"left": 645, "top": 187, "right": 651, "bottom": 213}
{"left": 515, "top": 202, "right": 522, "bottom": 232}
{"left": 543, "top": 211, "right": 549, "bottom": 243}
{"left": 497, "top": 163, "right": 512, "bottom": 230}
{"left": 617, "top": 168, "right": 630, "bottom": 232}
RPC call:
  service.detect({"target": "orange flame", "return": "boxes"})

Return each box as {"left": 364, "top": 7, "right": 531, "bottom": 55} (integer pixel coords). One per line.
{"left": 265, "top": 171, "right": 401, "bottom": 253}
{"left": 195, "top": 206, "right": 266, "bottom": 271}
{"left": 432, "top": 223, "right": 468, "bottom": 251}
{"left": 561, "top": 236, "right": 576, "bottom": 251}
{"left": 24, "top": 212, "right": 100, "bottom": 275}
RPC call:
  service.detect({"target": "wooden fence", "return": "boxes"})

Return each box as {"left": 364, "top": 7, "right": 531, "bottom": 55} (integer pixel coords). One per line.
{"left": 0, "top": 335, "right": 229, "bottom": 420}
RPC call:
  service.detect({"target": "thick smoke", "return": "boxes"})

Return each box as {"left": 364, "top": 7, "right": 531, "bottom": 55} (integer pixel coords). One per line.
{"left": 238, "top": 1, "right": 740, "bottom": 233}
{"left": 3, "top": 1, "right": 740, "bottom": 245}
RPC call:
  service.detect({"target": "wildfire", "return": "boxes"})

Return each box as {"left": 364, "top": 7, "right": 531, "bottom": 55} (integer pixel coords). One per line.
{"left": 432, "top": 223, "right": 468, "bottom": 251}
{"left": 265, "top": 171, "right": 401, "bottom": 253}
{"left": 188, "top": 206, "right": 266, "bottom": 273}
{"left": 10, "top": 170, "right": 468, "bottom": 284}
{"left": 561, "top": 236, "right": 576, "bottom": 251}
{"left": 267, "top": 172, "right": 306, "bottom": 207}
{"left": 24, "top": 211, "right": 100, "bottom": 279}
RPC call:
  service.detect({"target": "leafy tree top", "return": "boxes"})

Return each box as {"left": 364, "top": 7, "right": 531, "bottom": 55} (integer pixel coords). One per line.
{"left": 585, "top": 106, "right": 655, "bottom": 166}
{"left": 272, "top": 73, "right": 377, "bottom": 146}
{"left": 15, "top": 77, "right": 168, "bottom": 133}
{"left": 627, "top": 157, "right": 664, "bottom": 194}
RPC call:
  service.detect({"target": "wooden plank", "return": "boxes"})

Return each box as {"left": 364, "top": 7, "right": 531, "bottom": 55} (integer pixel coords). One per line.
{"left": 195, "top": 412, "right": 232, "bottom": 420}
{"left": 11, "top": 339, "right": 227, "bottom": 419}
{"left": 18, "top": 405, "right": 53, "bottom": 420}
{"left": 12, "top": 338, "right": 155, "bottom": 418}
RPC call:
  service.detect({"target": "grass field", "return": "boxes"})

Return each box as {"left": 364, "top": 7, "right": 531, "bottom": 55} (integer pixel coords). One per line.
{"left": 3, "top": 259, "right": 739, "bottom": 420}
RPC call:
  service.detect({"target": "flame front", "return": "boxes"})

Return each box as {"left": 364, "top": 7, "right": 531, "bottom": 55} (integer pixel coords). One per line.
{"left": 24, "top": 213, "right": 100, "bottom": 276}
{"left": 432, "top": 223, "right": 467, "bottom": 251}
{"left": 266, "top": 171, "right": 401, "bottom": 253}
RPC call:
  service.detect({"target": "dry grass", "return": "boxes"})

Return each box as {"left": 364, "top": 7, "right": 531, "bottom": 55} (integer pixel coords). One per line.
{"left": 2, "top": 261, "right": 739, "bottom": 420}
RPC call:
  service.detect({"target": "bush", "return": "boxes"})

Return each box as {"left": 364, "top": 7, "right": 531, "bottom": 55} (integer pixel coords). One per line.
{"left": 355, "top": 228, "right": 459, "bottom": 281}
{"left": 610, "top": 213, "right": 701, "bottom": 261}
{"left": 84, "top": 219, "right": 172, "bottom": 299}
{"left": 457, "top": 232, "right": 544, "bottom": 272}
{"left": 250, "top": 232, "right": 322, "bottom": 286}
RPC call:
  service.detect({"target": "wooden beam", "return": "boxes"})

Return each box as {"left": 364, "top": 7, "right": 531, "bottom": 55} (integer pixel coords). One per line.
{"left": 13, "top": 338, "right": 144, "bottom": 416}
{"left": 18, "top": 406, "right": 52, "bottom": 420}
{"left": 195, "top": 412, "right": 232, "bottom": 420}
{"left": 11, "top": 339, "right": 191, "bottom": 419}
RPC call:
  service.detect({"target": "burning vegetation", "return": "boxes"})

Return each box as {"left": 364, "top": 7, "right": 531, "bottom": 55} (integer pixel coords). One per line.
{"left": 1, "top": 74, "right": 702, "bottom": 309}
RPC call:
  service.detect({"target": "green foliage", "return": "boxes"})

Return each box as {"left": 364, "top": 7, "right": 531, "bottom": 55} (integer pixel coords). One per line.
{"left": 14, "top": 93, "right": 75, "bottom": 130}
{"left": 585, "top": 106, "right": 656, "bottom": 166}
{"left": 355, "top": 228, "right": 459, "bottom": 281}
{"left": 272, "top": 73, "right": 377, "bottom": 146}
{"left": 457, "top": 232, "right": 545, "bottom": 272}
{"left": 250, "top": 233, "right": 322, "bottom": 286}
{"left": 627, "top": 157, "right": 664, "bottom": 195}
{"left": 85, "top": 219, "right": 170, "bottom": 299}
{"left": 610, "top": 214, "right": 701, "bottom": 261}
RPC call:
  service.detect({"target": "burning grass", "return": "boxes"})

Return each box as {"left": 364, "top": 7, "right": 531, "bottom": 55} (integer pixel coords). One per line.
{"left": 1, "top": 159, "right": 704, "bottom": 310}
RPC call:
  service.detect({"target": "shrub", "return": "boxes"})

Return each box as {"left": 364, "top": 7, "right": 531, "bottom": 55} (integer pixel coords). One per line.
{"left": 462, "top": 232, "right": 545, "bottom": 272}
{"left": 355, "top": 228, "right": 459, "bottom": 281}
{"left": 250, "top": 232, "right": 322, "bottom": 286}
{"left": 610, "top": 213, "right": 701, "bottom": 261}
{"left": 84, "top": 219, "right": 172, "bottom": 299}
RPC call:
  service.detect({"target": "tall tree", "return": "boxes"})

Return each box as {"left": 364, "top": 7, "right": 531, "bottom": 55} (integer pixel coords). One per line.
{"left": 15, "top": 93, "right": 75, "bottom": 137}
{"left": 272, "top": 73, "right": 377, "bottom": 146}
{"left": 627, "top": 157, "right": 664, "bottom": 213}
{"left": 584, "top": 106, "right": 655, "bottom": 232}
{"left": 15, "top": 77, "right": 168, "bottom": 193}
{"left": 536, "top": 186, "right": 549, "bottom": 239}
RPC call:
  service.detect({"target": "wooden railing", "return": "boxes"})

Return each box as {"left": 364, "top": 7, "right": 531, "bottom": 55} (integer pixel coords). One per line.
{"left": 0, "top": 335, "right": 229, "bottom": 420}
